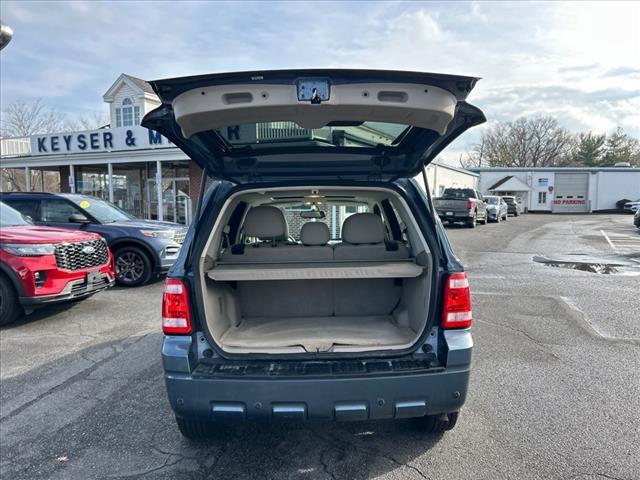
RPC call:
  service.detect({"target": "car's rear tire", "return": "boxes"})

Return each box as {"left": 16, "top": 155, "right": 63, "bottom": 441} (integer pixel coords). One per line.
{"left": 416, "top": 412, "right": 459, "bottom": 434}
{"left": 466, "top": 213, "right": 477, "bottom": 228}
{"left": 114, "top": 247, "right": 152, "bottom": 287}
{"left": 0, "top": 275, "right": 22, "bottom": 326}
{"left": 175, "top": 417, "right": 220, "bottom": 441}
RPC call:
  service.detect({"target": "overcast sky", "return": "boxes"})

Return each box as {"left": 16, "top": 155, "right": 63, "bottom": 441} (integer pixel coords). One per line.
{"left": 1, "top": 0, "right": 639, "bottom": 162}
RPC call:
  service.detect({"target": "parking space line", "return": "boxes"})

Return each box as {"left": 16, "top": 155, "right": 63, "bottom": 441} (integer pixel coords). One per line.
{"left": 600, "top": 230, "right": 616, "bottom": 251}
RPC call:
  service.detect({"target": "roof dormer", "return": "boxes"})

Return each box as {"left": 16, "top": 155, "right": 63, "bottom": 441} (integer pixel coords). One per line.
{"left": 103, "top": 74, "right": 160, "bottom": 128}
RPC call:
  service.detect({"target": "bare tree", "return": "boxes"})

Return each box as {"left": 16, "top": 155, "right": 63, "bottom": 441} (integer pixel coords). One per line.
{"left": 477, "top": 116, "right": 574, "bottom": 167}
{"left": 460, "top": 137, "right": 486, "bottom": 168}
{"left": 70, "top": 111, "right": 110, "bottom": 131}
{"left": 0, "top": 99, "right": 70, "bottom": 137}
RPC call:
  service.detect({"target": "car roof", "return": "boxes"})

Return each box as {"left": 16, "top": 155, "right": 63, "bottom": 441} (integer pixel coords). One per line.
{"left": 0, "top": 192, "right": 94, "bottom": 201}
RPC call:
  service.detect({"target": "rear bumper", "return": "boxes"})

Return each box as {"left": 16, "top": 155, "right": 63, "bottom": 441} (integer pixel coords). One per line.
{"left": 437, "top": 211, "right": 473, "bottom": 220}
{"left": 163, "top": 329, "right": 473, "bottom": 422}
{"left": 19, "top": 272, "right": 114, "bottom": 307}
{"left": 166, "top": 366, "right": 470, "bottom": 422}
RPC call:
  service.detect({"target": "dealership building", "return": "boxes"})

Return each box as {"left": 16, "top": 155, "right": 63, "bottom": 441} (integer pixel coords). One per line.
{"left": 469, "top": 167, "right": 640, "bottom": 213}
{"left": 1, "top": 73, "right": 479, "bottom": 225}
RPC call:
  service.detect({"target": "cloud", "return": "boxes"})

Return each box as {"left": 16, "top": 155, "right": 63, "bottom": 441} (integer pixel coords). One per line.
{"left": 557, "top": 63, "right": 600, "bottom": 73}
{"left": 603, "top": 66, "right": 640, "bottom": 77}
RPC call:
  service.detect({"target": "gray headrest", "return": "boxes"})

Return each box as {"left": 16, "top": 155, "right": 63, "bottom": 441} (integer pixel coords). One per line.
{"left": 244, "top": 206, "right": 287, "bottom": 239}
{"left": 300, "top": 222, "right": 330, "bottom": 246}
{"left": 341, "top": 213, "right": 385, "bottom": 244}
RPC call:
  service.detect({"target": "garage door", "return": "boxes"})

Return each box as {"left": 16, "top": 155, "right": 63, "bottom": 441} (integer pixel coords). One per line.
{"left": 552, "top": 173, "right": 589, "bottom": 213}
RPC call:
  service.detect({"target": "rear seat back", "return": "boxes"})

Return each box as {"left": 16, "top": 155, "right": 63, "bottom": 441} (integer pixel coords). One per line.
{"left": 221, "top": 205, "right": 297, "bottom": 262}
{"left": 295, "top": 222, "right": 333, "bottom": 260}
{"left": 222, "top": 207, "right": 333, "bottom": 263}
{"left": 333, "top": 213, "right": 409, "bottom": 261}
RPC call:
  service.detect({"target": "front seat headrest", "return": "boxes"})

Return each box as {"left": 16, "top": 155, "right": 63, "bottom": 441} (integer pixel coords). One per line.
{"left": 341, "top": 213, "right": 385, "bottom": 244}
{"left": 243, "top": 206, "right": 288, "bottom": 240}
{"left": 300, "top": 222, "right": 330, "bottom": 246}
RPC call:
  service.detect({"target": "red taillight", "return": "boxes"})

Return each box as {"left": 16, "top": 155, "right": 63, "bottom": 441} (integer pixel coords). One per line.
{"left": 466, "top": 200, "right": 473, "bottom": 209}
{"left": 162, "top": 278, "right": 192, "bottom": 335}
{"left": 441, "top": 272, "right": 473, "bottom": 329}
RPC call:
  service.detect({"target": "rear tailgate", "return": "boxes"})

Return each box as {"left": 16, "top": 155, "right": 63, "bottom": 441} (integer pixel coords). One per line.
{"left": 142, "top": 69, "right": 485, "bottom": 182}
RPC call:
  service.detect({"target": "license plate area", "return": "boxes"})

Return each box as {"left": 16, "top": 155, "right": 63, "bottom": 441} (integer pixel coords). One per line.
{"left": 446, "top": 211, "right": 454, "bottom": 216}
{"left": 87, "top": 270, "right": 101, "bottom": 285}
{"left": 296, "top": 78, "right": 330, "bottom": 104}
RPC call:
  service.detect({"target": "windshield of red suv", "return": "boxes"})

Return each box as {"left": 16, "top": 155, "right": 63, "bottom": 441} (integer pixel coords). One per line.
{"left": 0, "top": 202, "right": 31, "bottom": 227}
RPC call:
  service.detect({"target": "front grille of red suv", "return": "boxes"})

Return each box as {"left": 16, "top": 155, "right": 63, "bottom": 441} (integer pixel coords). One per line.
{"left": 54, "top": 240, "right": 109, "bottom": 271}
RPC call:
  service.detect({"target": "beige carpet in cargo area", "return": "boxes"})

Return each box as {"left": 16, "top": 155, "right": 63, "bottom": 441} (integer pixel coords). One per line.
{"left": 220, "top": 315, "right": 415, "bottom": 352}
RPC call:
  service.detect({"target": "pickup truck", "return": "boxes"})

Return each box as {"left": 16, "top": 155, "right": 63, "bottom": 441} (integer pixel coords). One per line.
{"left": 434, "top": 188, "right": 488, "bottom": 228}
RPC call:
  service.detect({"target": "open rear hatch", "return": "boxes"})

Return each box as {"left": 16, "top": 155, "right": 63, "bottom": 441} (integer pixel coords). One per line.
{"left": 142, "top": 69, "right": 485, "bottom": 182}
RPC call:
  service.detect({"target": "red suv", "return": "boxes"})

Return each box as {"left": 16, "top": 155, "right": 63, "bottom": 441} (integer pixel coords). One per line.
{"left": 0, "top": 202, "right": 115, "bottom": 325}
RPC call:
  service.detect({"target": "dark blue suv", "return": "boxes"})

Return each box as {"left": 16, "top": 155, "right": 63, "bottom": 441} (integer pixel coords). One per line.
{"left": 143, "top": 69, "right": 484, "bottom": 439}
{"left": 0, "top": 192, "right": 187, "bottom": 286}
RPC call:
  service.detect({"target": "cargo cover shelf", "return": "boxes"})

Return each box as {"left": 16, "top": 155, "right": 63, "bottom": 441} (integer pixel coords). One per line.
{"left": 206, "top": 261, "right": 424, "bottom": 281}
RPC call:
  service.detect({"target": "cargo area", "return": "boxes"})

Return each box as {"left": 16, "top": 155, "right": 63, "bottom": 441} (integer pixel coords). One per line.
{"left": 197, "top": 187, "right": 434, "bottom": 354}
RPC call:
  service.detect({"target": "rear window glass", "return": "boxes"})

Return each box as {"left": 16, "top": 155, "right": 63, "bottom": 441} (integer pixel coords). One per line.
{"left": 216, "top": 121, "right": 408, "bottom": 149}
{"left": 281, "top": 203, "right": 370, "bottom": 242}
{"left": 442, "top": 188, "right": 475, "bottom": 198}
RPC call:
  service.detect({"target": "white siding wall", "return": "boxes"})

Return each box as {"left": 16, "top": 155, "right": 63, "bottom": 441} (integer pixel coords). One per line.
{"left": 531, "top": 172, "right": 553, "bottom": 211}
{"left": 414, "top": 162, "right": 478, "bottom": 196}
{"left": 141, "top": 96, "right": 161, "bottom": 116}
{"left": 591, "top": 171, "right": 640, "bottom": 211}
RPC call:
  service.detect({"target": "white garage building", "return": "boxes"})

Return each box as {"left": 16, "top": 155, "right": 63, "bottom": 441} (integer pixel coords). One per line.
{"left": 417, "top": 162, "right": 478, "bottom": 198}
{"left": 470, "top": 167, "right": 640, "bottom": 213}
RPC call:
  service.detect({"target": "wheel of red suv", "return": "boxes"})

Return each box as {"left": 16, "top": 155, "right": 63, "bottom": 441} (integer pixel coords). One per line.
{"left": 0, "top": 275, "right": 22, "bottom": 326}
{"left": 175, "top": 417, "right": 218, "bottom": 441}
{"left": 114, "top": 247, "right": 152, "bottom": 287}
{"left": 466, "top": 213, "right": 477, "bottom": 228}
{"left": 416, "top": 412, "right": 459, "bottom": 434}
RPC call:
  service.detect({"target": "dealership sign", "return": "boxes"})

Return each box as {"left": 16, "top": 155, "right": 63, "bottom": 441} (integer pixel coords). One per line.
{"left": 30, "top": 126, "right": 173, "bottom": 156}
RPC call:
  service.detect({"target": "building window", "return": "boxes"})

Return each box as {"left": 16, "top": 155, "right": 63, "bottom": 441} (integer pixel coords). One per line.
{"left": 116, "top": 97, "right": 137, "bottom": 127}
{"left": 538, "top": 192, "right": 547, "bottom": 203}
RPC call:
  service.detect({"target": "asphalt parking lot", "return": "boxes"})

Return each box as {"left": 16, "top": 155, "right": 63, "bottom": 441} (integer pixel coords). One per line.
{"left": 1, "top": 214, "right": 639, "bottom": 480}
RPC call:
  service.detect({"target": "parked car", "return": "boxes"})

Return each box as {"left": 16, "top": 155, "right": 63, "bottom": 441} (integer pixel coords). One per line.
{"left": 434, "top": 188, "right": 488, "bottom": 228}
{"left": 634, "top": 209, "right": 640, "bottom": 228}
{"left": 484, "top": 195, "right": 508, "bottom": 222}
{"left": 0, "top": 202, "right": 114, "bottom": 325}
{"left": 0, "top": 192, "right": 188, "bottom": 287}
{"left": 142, "top": 68, "right": 484, "bottom": 439}
{"left": 623, "top": 199, "right": 640, "bottom": 213}
{"left": 501, "top": 195, "right": 521, "bottom": 216}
